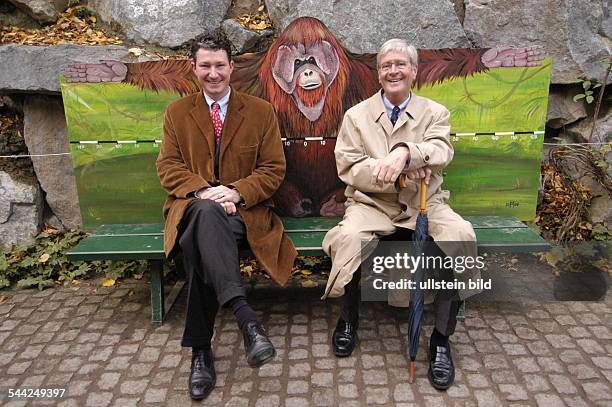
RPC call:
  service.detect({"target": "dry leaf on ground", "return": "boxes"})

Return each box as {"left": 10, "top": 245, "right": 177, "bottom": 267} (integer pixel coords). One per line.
{"left": 102, "top": 277, "right": 116, "bottom": 287}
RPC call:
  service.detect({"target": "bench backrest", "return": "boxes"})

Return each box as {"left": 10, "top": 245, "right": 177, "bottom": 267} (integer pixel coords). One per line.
{"left": 60, "top": 18, "right": 551, "bottom": 229}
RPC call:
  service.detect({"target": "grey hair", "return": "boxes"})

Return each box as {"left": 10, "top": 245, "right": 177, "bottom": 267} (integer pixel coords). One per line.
{"left": 377, "top": 39, "right": 418, "bottom": 68}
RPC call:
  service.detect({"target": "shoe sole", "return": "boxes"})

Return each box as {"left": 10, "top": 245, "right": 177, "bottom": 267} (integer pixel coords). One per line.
{"left": 247, "top": 347, "right": 276, "bottom": 368}
{"left": 189, "top": 381, "right": 215, "bottom": 400}
{"left": 333, "top": 335, "right": 358, "bottom": 358}
{"left": 427, "top": 368, "right": 455, "bottom": 391}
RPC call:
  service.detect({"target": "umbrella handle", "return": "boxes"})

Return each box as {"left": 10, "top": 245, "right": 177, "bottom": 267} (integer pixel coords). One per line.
{"left": 397, "top": 175, "right": 428, "bottom": 213}
{"left": 420, "top": 178, "right": 427, "bottom": 213}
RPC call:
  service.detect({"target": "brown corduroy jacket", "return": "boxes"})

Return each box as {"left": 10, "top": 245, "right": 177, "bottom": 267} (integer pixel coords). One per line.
{"left": 156, "top": 89, "right": 297, "bottom": 285}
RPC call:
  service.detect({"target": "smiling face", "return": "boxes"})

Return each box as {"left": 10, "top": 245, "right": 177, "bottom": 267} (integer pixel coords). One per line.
{"left": 377, "top": 50, "right": 417, "bottom": 106}
{"left": 192, "top": 48, "right": 234, "bottom": 101}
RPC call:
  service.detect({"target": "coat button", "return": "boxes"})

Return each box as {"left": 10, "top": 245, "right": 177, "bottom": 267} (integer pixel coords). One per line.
{"left": 424, "top": 155, "right": 429, "bottom": 161}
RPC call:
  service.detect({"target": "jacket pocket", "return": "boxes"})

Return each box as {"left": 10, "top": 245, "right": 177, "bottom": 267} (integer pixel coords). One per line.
{"left": 238, "top": 144, "right": 258, "bottom": 174}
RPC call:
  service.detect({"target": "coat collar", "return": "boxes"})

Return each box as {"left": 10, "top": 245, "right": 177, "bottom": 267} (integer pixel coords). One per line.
{"left": 368, "top": 90, "right": 427, "bottom": 135}
{"left": 189, "top": 87, "right": 245, "bottom": 157}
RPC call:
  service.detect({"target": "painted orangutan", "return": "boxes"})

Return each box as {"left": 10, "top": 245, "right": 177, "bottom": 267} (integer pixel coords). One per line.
{"left": 64, "top": 17, "right": 545, "bottom": 217}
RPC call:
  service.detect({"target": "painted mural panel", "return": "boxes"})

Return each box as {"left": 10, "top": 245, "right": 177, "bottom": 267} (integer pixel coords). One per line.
{"left": 60, "top": 17, "right": 551, "bottom": 228}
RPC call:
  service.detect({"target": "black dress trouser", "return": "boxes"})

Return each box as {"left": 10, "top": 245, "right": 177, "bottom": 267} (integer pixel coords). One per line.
{"left": 178, "top": 199, "right": 247, "bottom": 348}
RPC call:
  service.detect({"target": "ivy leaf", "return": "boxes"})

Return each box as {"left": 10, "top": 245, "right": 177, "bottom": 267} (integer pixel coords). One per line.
{"left": 573, "top": 94, "right": 585, "bottom": 102}
{"left": 582, "top": 80, "right": 591, "bottom": 90}
{"left": 586, "top": 95, "right": 594, "bottom": 103}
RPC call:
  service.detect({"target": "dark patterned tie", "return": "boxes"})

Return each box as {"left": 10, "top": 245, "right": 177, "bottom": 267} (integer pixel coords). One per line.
{"left": 390, "top": 106, "right": 400, "bottom": 126}
{"left": 210, "top": 102, "right": 223, "bottom": 145}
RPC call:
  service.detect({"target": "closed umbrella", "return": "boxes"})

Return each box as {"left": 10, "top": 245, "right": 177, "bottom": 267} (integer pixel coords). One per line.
{"left": 399, "top": 175, "right": 431, "bottom": 383}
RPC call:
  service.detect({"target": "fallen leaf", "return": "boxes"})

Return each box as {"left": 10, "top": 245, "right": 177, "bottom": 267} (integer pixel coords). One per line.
{"left": 102, "top": 277, "right": 116, "bottom": 287}
{"left": 133, "top": 274, "right": 143, "bottom": 280}
{"left": 39, "top": 253, "right": 50, "bottom": 263}
{"left": 301, "top": 280, "right": 317, "bottom": 288}
{"left": 299, "top": 270, "right": 312, "bottom": 275}
{"left": 129, "top": 47, "right": 143, "bottom": 56}
{"left": 0, "top": 294, "right": 6, "bottom": 304}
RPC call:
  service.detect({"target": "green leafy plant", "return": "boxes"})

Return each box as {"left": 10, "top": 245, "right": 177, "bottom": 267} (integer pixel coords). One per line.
{"left": 573, "top": 80, "right": 600, "bottom": 104}
{"left": 0, "top": 228, "right": 149, "bottom": 290}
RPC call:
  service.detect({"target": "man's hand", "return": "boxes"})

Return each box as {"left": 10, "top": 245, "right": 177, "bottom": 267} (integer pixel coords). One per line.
{"left": 196, "top": 185, "right": 241, "bottom": 210}
{"left": 403, "top": 166, "right": 432, "bottom": 185}
{"left": 219, "top": 201, "right": 237, "bottom": 215}
{"left": 372, "top": 146, "right": 410, "bottom": 185}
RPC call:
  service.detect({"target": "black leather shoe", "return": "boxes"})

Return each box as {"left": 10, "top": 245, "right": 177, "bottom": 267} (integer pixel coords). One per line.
{"left": 428, "top": 344, "right": 455, "bottom": 390}
{"left": 189, "top": 347, "right": 215, "bottom": 400}
{"left": 243, "top": 322, "right": 276, "bottom": 367}
{"left": 332, "top": 318, "right": 358, "bottom": 357}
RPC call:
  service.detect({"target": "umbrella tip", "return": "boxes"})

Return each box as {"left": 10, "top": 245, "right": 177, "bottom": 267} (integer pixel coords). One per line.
{"left": 409, "top": 361, "right": 415, "bottom": 383}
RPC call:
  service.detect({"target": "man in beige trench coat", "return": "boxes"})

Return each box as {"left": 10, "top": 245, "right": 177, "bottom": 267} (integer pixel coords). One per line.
{"left": 323, "top": 39, "right": 481, "bottom": 390}
{"left": 156, "top": 32, "right": 296, "bottom": 400}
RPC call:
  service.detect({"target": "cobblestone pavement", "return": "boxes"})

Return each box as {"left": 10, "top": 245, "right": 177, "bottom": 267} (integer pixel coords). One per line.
{"left": 0, "top": 274, "right": 610, "bottom": 407}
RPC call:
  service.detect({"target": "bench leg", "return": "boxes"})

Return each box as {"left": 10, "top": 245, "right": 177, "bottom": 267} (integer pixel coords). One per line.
{"left": 457, "top": 301, "right": 466, "bottom": 321}
{"left": 150, "top": 260, "right": 165, "bottom": 326}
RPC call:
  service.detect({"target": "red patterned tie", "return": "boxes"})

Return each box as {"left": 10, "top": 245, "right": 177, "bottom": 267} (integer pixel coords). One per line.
{"left": 210, "top": 102, "right": 223, "bottom": 145}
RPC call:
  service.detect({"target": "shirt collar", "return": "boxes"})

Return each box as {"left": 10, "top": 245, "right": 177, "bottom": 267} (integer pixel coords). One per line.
{"left": 203, "top": 88, "right": 231, "bottom": 110}
{"left": 382, "top": 90, "right": 411, "bottom": 112}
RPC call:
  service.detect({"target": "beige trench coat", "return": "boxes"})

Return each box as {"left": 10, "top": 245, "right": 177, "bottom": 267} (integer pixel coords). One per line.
{"left": 322, "top": 92, "right": 481, "bottom": 302}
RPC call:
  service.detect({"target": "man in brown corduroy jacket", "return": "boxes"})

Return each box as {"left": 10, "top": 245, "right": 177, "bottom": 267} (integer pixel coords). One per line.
{"left": 156, "top": 31, "right": 296, "bottom": 401}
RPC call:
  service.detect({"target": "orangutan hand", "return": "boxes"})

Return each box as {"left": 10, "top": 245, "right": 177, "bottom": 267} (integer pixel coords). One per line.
{"left": 64, "top": 60, "right": 128, "bottom": 83}
{"left": 481, "top": 45, "right": 545, "bottom": 68}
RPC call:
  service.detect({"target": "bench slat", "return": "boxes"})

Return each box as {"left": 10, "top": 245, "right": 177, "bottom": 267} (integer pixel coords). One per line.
{"left": 68, "top": 216, "right": 549, "bottom": 261}
{"left": 87, "top": 215, "right": 529, "bottom": 237}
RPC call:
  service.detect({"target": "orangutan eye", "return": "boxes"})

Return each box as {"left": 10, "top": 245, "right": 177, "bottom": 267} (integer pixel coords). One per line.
{"left": 294, "top": 59, "right": 303, "bottom": 70}
{"left": 307, "top": 56, "right": 316, "bottom": 65}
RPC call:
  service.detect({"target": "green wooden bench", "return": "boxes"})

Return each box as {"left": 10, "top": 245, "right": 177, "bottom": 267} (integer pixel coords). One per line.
{"left": 67, "top": 216, "right": 549, "bottom": 325}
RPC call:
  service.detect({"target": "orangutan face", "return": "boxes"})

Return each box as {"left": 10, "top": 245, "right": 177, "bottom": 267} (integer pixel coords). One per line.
{"left": 378, "top": 50, "right": 417, "bottom": 106}
{"left": 192, "top": 48, "right": 234, "bottom": 101}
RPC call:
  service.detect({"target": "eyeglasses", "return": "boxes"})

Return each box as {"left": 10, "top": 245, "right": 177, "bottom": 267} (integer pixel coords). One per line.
{"left": 379, "top": 61, "right": 409, "bottom": 72}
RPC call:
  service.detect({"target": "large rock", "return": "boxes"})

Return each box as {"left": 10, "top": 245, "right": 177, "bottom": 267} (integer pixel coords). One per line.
{"left": 0, "top": 44, "right": 139, "bottom": 94}
{"left": 464, "top": 0, "right": 610, "bottom": 83}
{"left": 565, "top": 106, "right": 612, "bottom": 144}
{"left": 7, "top": 0, "right": 69, "bottom": 23}
{"left": 87, "top": 0, "right": 231, "bottom": 48}
{"left": 222, "top": 19, "right": 273, "bottom": 53}
{"left": 0, "top": 171, "right": 43, "bottom": 247}
{"left": 546, "top": 85, "right": 588, "bottom": 129}
{"left": 23, "top": 95, "right": 81, "bottom": 230}
{"left": 264, "top": 0, "right": 470, "bottom": 53}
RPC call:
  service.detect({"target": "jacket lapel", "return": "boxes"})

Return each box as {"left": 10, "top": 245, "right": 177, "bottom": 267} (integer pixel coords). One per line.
{"left": 219, "top": 90, "right": 245, "bottom": 159}
{"left": 189, "top": 93, "right": 215, "bottom": 157}
{"left": 369, "top": 92, "right": 393, "bottom": 137}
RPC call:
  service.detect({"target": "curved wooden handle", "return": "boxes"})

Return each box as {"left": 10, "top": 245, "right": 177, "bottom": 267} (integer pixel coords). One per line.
{"left": 420, "top": 178, "right": 427, "bottom": 213}
{"left": 398, "top": 175, "right": 428, "bottom": 213}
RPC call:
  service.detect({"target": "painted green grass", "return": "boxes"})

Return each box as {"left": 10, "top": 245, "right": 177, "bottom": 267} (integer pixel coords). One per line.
{"left": 415, "top": 60, "right": 552, "bottom": 133}
{"left": 61, "top": 80, "right": 179, "bottom": 141}
{"left": 72, "top": 149, "right": 166, "bottom": 227}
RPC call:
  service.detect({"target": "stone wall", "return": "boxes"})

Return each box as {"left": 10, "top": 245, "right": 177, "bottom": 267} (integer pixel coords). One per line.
{"left": 0, "top": 0, "right": 610, "bottom": 245}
